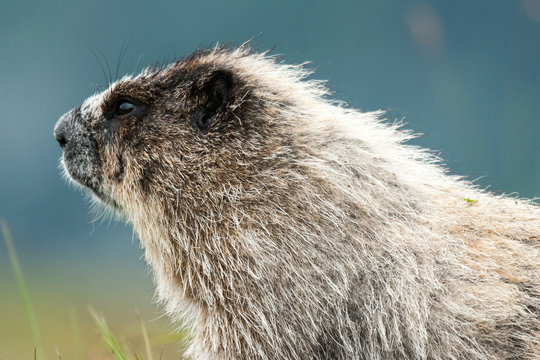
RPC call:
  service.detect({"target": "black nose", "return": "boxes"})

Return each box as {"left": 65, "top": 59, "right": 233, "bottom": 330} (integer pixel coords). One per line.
{"left": 55, "top": 131, "right": 67, "bottom": 148}
{"left": 54, "top": 109, "right": 76, "bottom": 149}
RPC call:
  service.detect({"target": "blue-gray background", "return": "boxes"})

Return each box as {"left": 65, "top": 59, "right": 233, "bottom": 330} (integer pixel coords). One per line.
{"left": 1, "top": 0, "right": 539, "bottom": 346}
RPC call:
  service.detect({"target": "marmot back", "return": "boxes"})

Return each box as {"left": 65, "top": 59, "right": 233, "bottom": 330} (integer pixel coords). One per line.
{"left": 54, "top": 45, "right": 540, "bottom": 359}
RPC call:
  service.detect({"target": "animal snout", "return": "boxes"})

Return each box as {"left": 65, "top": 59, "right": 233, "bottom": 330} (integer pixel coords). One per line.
{"left": 55, "top": 129, "right": 67, "bottom": 148}
{"left": 54, "top": 115, "right": 69, "bottom": 148}
{"left": 54, "top": 108, "right": 78, "bottom": 148}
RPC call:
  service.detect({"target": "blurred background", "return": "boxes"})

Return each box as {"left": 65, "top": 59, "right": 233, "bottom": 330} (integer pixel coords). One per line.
{"left": 1, "top": 0, "right": 539, "bottom": 358}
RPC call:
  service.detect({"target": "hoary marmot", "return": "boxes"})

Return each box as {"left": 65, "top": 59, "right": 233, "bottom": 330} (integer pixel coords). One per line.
{"left": 54, "top": 45, "right": 540, "bottom": 359}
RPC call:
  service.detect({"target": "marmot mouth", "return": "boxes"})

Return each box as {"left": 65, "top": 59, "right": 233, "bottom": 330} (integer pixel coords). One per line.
{"left": 61, "top": 156, "right": 122, "bottom": 212}
{"left": 90, "top": 188, "right": 123, "bottom": 212}
{"left": 61, "top": 154, "right": 97, "bottom": 188}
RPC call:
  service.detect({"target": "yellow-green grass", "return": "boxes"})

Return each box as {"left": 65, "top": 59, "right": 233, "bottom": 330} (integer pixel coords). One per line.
{"left": 0, "top": 221, "right": 186, "bottom": 359}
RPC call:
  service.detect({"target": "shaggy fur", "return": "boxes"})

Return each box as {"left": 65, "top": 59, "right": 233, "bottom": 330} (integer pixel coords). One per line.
{"left": 54, "top": 45, "right": 540, "bottom": 359}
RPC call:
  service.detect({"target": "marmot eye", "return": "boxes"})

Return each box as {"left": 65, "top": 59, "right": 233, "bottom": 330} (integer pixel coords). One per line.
{"left": 116, "top": 100, "right": 135, "bottom": 116}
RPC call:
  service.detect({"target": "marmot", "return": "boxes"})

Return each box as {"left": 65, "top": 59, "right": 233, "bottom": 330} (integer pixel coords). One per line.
{"left": 54, "top": 45, "right": 540, "bottom": 359}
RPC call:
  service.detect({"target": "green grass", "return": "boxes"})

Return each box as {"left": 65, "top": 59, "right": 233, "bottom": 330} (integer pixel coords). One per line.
{"left": 1, "top": 220, "right": 46, "bottom": 360}
{"left": 136, "top": 309, "right": 154, "bottom": 360}
{"left": 1, "top": 220, "right": 186, "bottom": 359}
{"left": 68, "top": 307, "right": 84, "bottom": 360}
{"left": 89, "top": 307, "right": 133, "bottom": 360}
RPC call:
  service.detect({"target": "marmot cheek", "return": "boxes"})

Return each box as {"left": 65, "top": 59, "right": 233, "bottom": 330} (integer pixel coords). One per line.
{"left": 62, "top": 147, "right": 101, "bottom": 192}
{"left": 108, "top": 152, "right": 125, "bottom": 183}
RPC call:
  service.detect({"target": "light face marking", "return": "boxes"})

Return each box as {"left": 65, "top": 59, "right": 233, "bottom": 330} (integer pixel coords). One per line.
{"left": 81, "top": 92, "right": 106, "bottom": 120}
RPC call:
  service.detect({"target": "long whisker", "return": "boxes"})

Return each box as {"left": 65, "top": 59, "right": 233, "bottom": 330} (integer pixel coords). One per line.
{"left": 96, "top": 48, "right": 112, "bottom": 85}
{"left": 86, "top": 44, "right": 109, "bottom": 88}
{"left": 115, "top": 35, "right": 134, "bottom": 81}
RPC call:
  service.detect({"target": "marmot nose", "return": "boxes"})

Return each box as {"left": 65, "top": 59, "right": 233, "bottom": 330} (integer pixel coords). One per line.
{"left": 55, "top": 131, "right": 67, "bottom": 148}
{"left": 54, "top": 108, "right": 77, "bottom": 149}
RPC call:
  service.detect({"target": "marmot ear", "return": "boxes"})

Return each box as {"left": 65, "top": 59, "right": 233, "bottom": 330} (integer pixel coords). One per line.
{"left": 192, "top": 69, "right": 235, "bottom": 130}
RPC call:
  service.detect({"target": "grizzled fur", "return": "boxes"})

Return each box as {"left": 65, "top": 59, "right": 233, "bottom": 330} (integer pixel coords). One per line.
{"left": 54, "top": 45, "right": 540, "bottom": 359}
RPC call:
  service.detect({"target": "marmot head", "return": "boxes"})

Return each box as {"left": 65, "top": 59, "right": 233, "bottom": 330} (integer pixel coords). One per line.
{"left": 54, "top": 47, "right": 297, "bottom": 219}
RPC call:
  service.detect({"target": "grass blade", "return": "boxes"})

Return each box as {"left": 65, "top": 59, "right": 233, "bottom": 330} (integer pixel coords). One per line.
{"left": 1, "top": 220, "right": 46, "bottom": 360}
{"left": 68, "top": 307, "right": 84, "bottom": 360}
{"left": 88, "top": 306, "right": 131, "bottom": 360}
{"left": 135, "top": 309, "right": 153, "bottom": 360}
